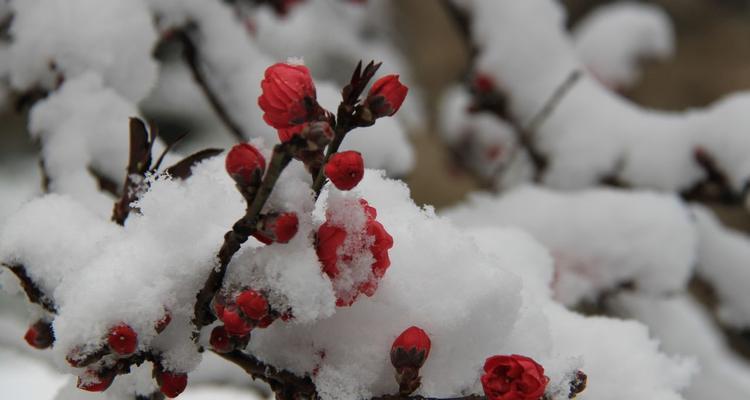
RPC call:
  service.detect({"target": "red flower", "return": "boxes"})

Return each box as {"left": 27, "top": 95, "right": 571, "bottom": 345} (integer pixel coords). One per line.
{"left": 315, "top": 199, "right": 394, "bottom": 306}
{"left": 226, "top": 143, "right": 266, "bottom": 187}
{"left": 325, "top": 151, "right": 364, "bottom": 191}
{"left": 107, "top": 324, "right": 137, "bottom": 355}
{"left": 390, "top": 326, "right": 431, "bottom": 370}
{"left": 157, "top": 369, "right": 188, "bottom": 398}
{"left": 258, "top": 62, "right": 317, "bottom": 129}
{"left": 77, "top": 369, "right": 115, "bottom": 392}
{"left": 236, "top": 289, "right": 269, "bottom": 321}
{"left": 218, "top": 307, "right": 252, "bottom": 337}
{"left": 24, "top": 320, "right": 54, "bottom": 350}
{"left": 252, "top": 212, "right": 299, "bottom": 244}
{"left": 209, "top": 326, "right": 233, "bottom": 353}
{"left": 278, "top": 124, "right": 305, "bottom": 143}
{"left": 481, "top": 355, "right": 549, "bottom": 400}
{"left": 365, "top": 75, "right": 408, "bottom": 118}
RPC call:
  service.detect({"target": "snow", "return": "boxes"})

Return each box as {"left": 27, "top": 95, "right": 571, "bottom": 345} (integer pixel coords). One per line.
{"left": 573, "top": 2, "right": 674, "bottom": 89}
{"left": 691, "top": 205, "right": 750, "bottom": 328}
{"left": 8, "top": 0, "right": 158, "bottom": 102}
{"left": 443, "top": 185, "right": 697, "bottom": 306}
{"left": 464, "top": 0, "right": 750, "bottom": 194}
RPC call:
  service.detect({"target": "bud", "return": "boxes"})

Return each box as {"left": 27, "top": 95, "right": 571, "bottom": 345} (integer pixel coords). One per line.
{"left": 225, "top": 143, "right": 266, "bottom": 187}
{"left": 258, "top": 62, "right": 317, "bottom": 129}
{"left": 156, "top": 368, "right": 188, "bottom": 398}
{"left": 219, "top": 307, "right": 252, "bottom": 337}
{"left": 155, "top": 312, "right": 172, "bottom": 334}
{"left": 324, "top": 151, "right": 364, "bottom": 191}
{"left": 252, "top": 212, "right": 299, "bottom": 244}
{"left": 77, "top": 369, "right": 115, "bottom": 392}
{"left": 209, "top": 326, "right": 233, "bottom": 353}
{"left": 24, "top": 320, "right": 54, "bottom": 349}
{"left": 390, "top": 326, "right": 431, "bottom": 370}
{"left": 107, "top": 324, "right": 137, "bottom": 356}
{"left": 390, "top": 326, "right": 431, "bottom": 395}
{"left": 365, "top": 74, "right": 408, "bottom": 118}
{"left": 236, "top": 289, "right": 269, "bottom": 321}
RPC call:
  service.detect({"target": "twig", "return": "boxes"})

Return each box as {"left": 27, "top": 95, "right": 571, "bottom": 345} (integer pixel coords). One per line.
{"left": 1, "top": 263, "right": 56, "bottom": 313}
{"left": 215, "top": 350, "right": 317, "bottom": 399}
{"left": 192, "top": 143, "right": 294, "bottom": 332}
{"left": 523, "top": 70, "right": 582, "bottom": 133}
{"left": 177, "top": 27, "right": 246, "bottom": 143}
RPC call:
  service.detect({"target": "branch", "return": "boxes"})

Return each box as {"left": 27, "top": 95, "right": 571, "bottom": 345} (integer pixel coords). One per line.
{"left": 192, "top": 143, "right": 294, "bottom": 332}
{"left": 176, "top": 27, "right": 246, "bottom": 143}
{"left": 214, "top": 350, "right": 317, "bottom": 399}
{"left": 1, "top": 263, "right": 57, "bottom": 313}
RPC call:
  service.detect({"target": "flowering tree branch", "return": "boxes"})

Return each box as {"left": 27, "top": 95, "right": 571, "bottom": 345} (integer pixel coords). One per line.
{"left": 175, "top": 26, "right": 247, "bottom": 143}
{"left": 1, "top": 262, "right": 56, "bottom": 313}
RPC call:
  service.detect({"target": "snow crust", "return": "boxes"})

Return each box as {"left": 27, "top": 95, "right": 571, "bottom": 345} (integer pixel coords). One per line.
{"left": 464, "top": 0, "right": 750, "bottom": 193}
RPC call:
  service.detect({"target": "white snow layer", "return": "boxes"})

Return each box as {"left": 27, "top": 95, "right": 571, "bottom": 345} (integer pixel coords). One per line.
{"left": 1, "top": 161, "right": 694, "bottom": 399}
{"left": 573, "top": 2, "right": 674, "bottom": 89}
{"left": 464, "top": 0, "right": 750, "bottom": 193}
{"left": 8, "top": 0, "right": 158, "bottom": 102}
{"left": 443, "top": 185, "right": 697, "bottom": 306}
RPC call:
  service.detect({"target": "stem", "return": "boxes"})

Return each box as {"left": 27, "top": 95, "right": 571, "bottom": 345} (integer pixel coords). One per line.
{"left": 311, "top": 126, "right": 348, "bottom": 197}
{"left": 1, "top": 263, "right": 56, "bottom": 313}
{"left": 214, "top": 350, "right": 317, "bottom": 399}
{"left": 192, "top": 144, "right": 293, "bottom": 333}
{"left": 178, "top": 28, "right": 246, "bottom": 143}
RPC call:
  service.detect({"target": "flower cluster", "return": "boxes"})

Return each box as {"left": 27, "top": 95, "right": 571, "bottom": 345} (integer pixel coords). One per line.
{"left": 316, "top": 198, "right": 393, "bottom": 306}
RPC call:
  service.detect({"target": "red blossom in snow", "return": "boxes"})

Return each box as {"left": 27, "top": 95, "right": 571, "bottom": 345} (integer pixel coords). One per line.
{"left": 252, "top": 212, "right": 299, "bottom": 244}
{"left": 236, "top": 289, "right": 270, "bottom": 321}
{"left": 156, "top": 368, "right": 188, "bottom": 398}
{"left": 365, "top": 74, "right": 408, "bottom": 118}
{"left": 315, "top": 199, "right": 394, "bottom": 306}
{"left": 107, "top": 324, "right": 137, "bottom": 356}
{"left": 210, "top": 325, "right": 233, "bottom": 353}
{"left": 258, "top": 62, "right": 317, "bottom": 129}
{"left": 481, "top": 354, "right": 549, "bottom": 400}
{"left": 390, "top": 326, "right": 431, "bottom": 370}
{"left": 218, "top": 307, "right": 252, "bottom": 337}
{"left": 77, "top": 369, "right": 115, "bottom": 392}
{"left": 324, "top": 151, "right": 365, "bottom": 191}
{"left": 225, "top": 143, "right": 266, "bottom": 187}
{"left": 24, "top": 320, "right": 54, "bottom": 349}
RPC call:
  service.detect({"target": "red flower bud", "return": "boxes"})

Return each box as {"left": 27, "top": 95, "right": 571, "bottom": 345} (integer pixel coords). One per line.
{"left": 365, "top": 75, "right": 408, "bottom": 118}
{"left": 236, "top": 289, "right": 269, "bottom": 321}
{"left": 77, "top": 369, "right": 115, "bottom": 392}
{"left": 226, "top": 143, "right": 266, "bottom": 187}
{"left": 24, "top": 320, "right": 54, "bottom": 349}
{"left": 157, "top": 369, "right": 188, "bottom": 398}
{"left": 252, "top": 212, "right": 299, "bottom": 244}
{"left": 155, "top": 312, "right": 172, "bottom": 334}
{"left": 258, "top": 62, "right": 317, "bottom": 129}
{"left": 219, "top": 308, "right": 252, "bottom": 337}
{"left": 473, "top": 73, "right": 496, "bottom": 94}
{"left": 107, "top": 324, "right": 137, "bottom": 355}
{"left": 256, "top": 315, "right": 275, "bottom": 328}
{"left": 209, "top": 326, "right": 233, "bottom": 353}
{"left": 324, "top": 151, "right": 364, "bottom": 191}
{"left": 278, "top": 124, "right": 305, "bottom": 143}
{"left": 481, "top": 355, "right": 549, "bottom": 400}
{"left": 390, "top": 326, "right": 431, "bottom": 370}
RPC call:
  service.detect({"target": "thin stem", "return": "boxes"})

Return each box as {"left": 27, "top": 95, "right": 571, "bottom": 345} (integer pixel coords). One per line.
{"left": 178, "top": 29, "right": 246, "bottom": 143}
{"left": 192, "top": 144, "right": 293, "bottom": 332}
{"left": 311, "top": 125, "right": 348, "bottom": 197}
{"left": 1, "top": 263, "right": 56, "bottom": 313}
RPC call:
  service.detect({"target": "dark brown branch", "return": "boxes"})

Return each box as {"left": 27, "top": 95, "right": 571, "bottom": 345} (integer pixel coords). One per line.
{"left": 372, "top": 396, "right": 484, "bottom": 400}
{"left": 1, "top": 263, "right": 56, "bottom": 313}
{"left": 215, "top": 350, "right": 317, "bottom": 399}
{"left": 88, "top": 166, "right": 121, "bottom": 197}
{"left": 192, "top": 143, "right": 294, "bottom": 332}
{"left": 177, "top": 27, "right": 246, "bottom": 143}
{"left": 311, "top": 61, "right": 381, "bottom": 196}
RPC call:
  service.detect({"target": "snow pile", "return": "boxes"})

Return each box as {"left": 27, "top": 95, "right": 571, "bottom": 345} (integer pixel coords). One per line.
{"left": 246, "top": 172, "right": 694, "bottom": 400}
{"left": 443, "top": 185, "right": 697, "bottom": 305}
{"left": 611, "top": 293, "right": 750, "bottom": 399}
{"left": 463, "top": 0, "right": 750, "bottom": 193}
{"left": 691, "top": 205, "right": 750, "bottom": 328}
{"left": 1, "top": 160, "right": 695, "bottom": 399}
{"left": 27, "top": 73, "right": 176, "bottom": 214}
{"left": 7, "top": 0, "right": 158, "bottom": 102}
{"left": 573, "top": 2, "right": 674, "bottom": 89}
